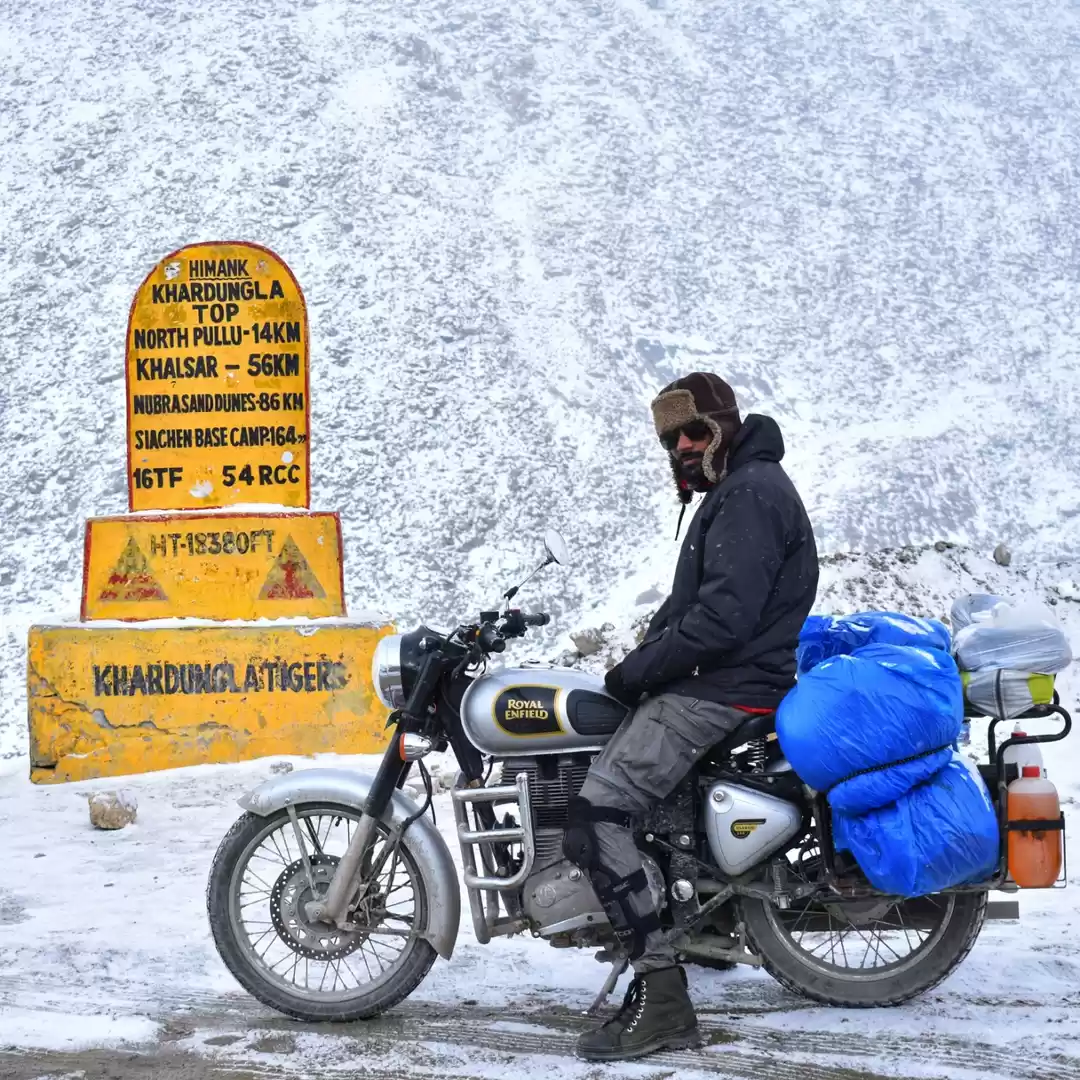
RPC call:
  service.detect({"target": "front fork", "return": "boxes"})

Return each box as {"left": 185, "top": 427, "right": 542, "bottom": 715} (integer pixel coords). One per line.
{"left": 307, "top": 652, "right": 453, "bottom": 927}
{"left": 304, "top": 728, "right": 414, "bottom": 927}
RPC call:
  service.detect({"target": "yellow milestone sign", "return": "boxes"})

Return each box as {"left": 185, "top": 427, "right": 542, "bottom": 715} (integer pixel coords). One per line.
{"left": 27, "top": 623, "right": 394, "bottom": 783}
{"left": 81, "top": 511, "right": 346, "bottom": 622}
{"left": 126, "top": 241, "right": 310, "bottom": 512}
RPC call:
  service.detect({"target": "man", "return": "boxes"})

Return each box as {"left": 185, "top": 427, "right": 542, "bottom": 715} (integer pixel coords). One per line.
{"left": 564, "top": 372, "right": 819, "bottom": 1061}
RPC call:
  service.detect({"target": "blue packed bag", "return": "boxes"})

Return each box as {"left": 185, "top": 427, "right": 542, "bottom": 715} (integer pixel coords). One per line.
{"left": 832, "top": 754, "right": 1000, "bottom": 897}
{"left": 797, "top": 611, "right": 952, "bottom": 675}
{"left": 776, "top": 643, "right": 964, "bottom": 814}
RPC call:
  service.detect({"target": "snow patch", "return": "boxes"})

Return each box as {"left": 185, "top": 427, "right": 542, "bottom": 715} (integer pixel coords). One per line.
{"left": 0, "top": 1007, "right": 159, "bottom": 1051}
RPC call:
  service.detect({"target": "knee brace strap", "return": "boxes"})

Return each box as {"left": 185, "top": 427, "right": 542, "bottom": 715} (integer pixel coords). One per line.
{"left": 562, "top": 798, "right": 662, "bottom": 960}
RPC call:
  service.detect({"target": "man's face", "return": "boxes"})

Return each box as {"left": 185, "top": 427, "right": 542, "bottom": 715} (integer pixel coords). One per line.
{"left": 663, "top": 421, "right": 713, "bottom": 489}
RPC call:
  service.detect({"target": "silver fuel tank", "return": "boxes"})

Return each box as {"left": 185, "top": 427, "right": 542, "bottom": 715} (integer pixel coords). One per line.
{"left": 459, "top": 666, "right": 629, "bottom": 756}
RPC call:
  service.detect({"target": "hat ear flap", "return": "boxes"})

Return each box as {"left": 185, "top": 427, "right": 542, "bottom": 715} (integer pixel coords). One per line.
{"left": 700, "top": 418, "right": 726, "bottom": 484}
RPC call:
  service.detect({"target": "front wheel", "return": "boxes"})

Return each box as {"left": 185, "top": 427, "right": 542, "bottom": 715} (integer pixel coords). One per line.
{"left": 740, "top": 889, "right": 987, "bottom": 1007}
{"left": 206, "top": 803, "right": 438, "bottom": 1022}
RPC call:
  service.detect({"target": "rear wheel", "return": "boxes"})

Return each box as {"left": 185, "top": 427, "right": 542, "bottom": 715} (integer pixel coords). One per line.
{"left": 740, "top": 889, "right": 987, "bottom": 1006}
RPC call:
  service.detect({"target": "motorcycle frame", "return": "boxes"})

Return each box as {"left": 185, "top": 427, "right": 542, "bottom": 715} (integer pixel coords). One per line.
{"left": 450, "top": 754, "right": 824, "bottom": 948}
{"left": 451, "top": 770, "right": 536, "bottom": 944}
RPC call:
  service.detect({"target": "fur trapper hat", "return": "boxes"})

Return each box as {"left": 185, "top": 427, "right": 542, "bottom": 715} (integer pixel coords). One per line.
{"left": 651, "top": 372, "right": 742, "bottom": 502}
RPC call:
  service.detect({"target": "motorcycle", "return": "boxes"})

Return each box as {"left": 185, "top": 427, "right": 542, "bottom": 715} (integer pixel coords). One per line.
{"left": 206, "top": 530, "right": 1071, "bottom": 1021}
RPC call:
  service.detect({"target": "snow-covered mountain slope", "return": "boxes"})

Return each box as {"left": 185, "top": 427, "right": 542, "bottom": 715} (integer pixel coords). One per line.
{"left": 562, "top": 540, "right": 1080, "bottom": 801}
{"left": 564, "top": 541, "right": 1078, "bottom": 682}
{"left": 3, "top": 0, "right": 1080, "bottom": 759}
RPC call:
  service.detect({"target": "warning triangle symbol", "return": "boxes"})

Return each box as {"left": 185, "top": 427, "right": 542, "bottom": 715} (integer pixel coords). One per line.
{"left": 99, "top": 537, "right": 168, "bottom": 603}
{"left": 259, "top": 536, "right": 327, "bottom": 600}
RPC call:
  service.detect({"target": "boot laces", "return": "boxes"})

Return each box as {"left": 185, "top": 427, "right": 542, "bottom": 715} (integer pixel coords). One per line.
{"left": 625, "top": 979, "right": 648, "bottom": 1032}
{"left": 604, "top": 976, "right": 647, "bottom": 1033}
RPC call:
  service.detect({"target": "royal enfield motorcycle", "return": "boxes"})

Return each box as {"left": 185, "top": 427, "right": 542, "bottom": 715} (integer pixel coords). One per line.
{"left": 206, "top": 531, "right": 1071, "bottom": 1021}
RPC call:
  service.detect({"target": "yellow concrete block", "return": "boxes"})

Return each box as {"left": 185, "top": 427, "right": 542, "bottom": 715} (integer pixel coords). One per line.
{"left": 27, "top": 623, "right": 394, "bottom": 784}
{"left": 81, "top": 511, "right": 345, "bottom": 622}
{"left": 126, "top": 241, "right": 310, "bottom": 512}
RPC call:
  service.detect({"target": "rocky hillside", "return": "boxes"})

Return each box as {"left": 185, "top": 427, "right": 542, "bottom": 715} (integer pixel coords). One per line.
{"left": 557, "top": 542, "right": 1080, "bottom": 688}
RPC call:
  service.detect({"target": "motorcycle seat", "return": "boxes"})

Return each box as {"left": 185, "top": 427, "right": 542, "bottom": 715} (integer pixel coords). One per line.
{"left": 704, "top": 710, "right": 776, "bottom": 761}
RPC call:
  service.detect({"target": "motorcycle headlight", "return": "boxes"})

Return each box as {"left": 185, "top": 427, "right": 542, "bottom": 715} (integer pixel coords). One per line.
{"left": 371, "top": 634, "right": 406, "bottom": 708}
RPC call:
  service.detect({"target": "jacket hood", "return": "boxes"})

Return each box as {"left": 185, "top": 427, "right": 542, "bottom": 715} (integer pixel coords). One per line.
{"left": 727, "top": 414, "right": 785, "bottom": 472}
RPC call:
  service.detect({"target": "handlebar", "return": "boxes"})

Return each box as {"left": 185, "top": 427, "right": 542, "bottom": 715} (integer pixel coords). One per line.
{"left": 478, "top": 623, "right": 507, "bottom": 653}
{"left": 459, "top": 610, "right": 551, "bottom": 660}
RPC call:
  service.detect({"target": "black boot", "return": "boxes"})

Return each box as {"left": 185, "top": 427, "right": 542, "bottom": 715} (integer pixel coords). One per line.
{"left": 576, "top": 966, "right": 701, "bottom": 1061}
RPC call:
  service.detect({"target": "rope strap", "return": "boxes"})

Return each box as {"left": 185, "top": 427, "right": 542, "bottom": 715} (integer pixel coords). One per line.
{"left": 824, "top": 742, "right": 954, "bottom": 796}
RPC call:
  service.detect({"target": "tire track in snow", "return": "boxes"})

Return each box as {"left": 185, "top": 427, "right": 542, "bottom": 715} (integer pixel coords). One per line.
{"left": 3, "top": 973, "right": 1078, "bottom": 1080}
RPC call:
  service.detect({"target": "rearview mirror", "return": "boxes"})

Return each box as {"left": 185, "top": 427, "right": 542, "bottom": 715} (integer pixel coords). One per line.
{"left": 543, "top": 528, "right": 570, "bottom": 566}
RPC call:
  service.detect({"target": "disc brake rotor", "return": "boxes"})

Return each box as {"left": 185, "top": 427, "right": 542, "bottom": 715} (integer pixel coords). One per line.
{"left": 269, "top": 853, "right": 382, "bottom": 960}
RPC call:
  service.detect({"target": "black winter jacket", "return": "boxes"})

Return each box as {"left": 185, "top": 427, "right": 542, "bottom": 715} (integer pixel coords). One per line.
{"left": 618, "top": 414, "right": 819, "bottom": 710}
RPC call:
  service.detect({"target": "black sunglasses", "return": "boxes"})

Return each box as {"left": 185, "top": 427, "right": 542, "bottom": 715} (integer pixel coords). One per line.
{"left": 661, "top": 420, "right": 712, "bottom": 452}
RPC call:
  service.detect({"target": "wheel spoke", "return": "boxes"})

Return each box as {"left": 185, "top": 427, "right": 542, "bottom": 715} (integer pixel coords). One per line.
{"left": 361, "top": 939, "right": 387, "bottom": 974}
{"left": 249, "top": 927, "right": 276, "bottom": 949}
{"left": 318, "top": 816, "right": 335, "bottom": 850}
{"left": 895, "top": 905, "right": 919, "bottom": 955}
{"left": 877, "top": 932, "right": 906, "bottom": 963}
{"left": 805, "top": 935, "right": 835, "bottom": 959}
{"left": 258, "top": 935, "right": 280, "bottom": 962}
{"left": 853, "top": 926, "right": 874, "bottom": 969}
{"left": 267, "top": 831, "right": 290, "bottom": 867}
{"left": 305, "top": 817, "right": 325, "bottom": 856}
{"left": 250, "top": 846, "right": 287, "bottom": 866}
{"left": 242, "top": 868, "right": 276, "bottom": 894}
{"left": 342, "top": 954, "right": 365, "bottom": 987}
{"left": 785, "top": 905, "right": 814, "bottom": 937}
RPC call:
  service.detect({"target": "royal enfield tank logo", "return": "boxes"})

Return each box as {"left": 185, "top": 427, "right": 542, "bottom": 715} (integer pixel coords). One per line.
{"left": 731, "top": 818, "right": 767, "bottom": 839}
{"left": 494, "top": 686, "right": 562, "bottom": 737}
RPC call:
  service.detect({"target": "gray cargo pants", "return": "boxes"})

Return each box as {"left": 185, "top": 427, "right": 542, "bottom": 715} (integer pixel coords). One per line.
{"left": 572, "top": 693, "right": 745, "bottom": 973}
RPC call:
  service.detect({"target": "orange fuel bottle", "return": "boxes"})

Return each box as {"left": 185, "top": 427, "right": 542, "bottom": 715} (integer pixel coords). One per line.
{"left": 1007, "top": 765, "right": 1063, "bottom": 888}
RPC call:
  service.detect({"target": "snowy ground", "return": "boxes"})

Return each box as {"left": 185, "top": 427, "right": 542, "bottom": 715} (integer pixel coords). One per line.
{"left": 3, "top": 544, "right": 1079, "bottom": 1076}
{"left": 2, "top": 726, "right": 1079, "bottom": 1080}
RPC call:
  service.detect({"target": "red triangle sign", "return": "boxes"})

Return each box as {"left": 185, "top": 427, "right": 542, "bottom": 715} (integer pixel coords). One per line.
{"left": 99, "top": 537, "right": 168, "bottom": 603}
{"left": 259, "top": 536, "right": 327, "bottom": 600}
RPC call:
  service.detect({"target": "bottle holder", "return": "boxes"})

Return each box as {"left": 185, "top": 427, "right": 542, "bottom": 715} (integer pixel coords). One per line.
{"left": 1004, "top": 812, "right": 1067, "bottom": 888}
{"left": 985, "top": 698, "right": 1071, "bottom": 889}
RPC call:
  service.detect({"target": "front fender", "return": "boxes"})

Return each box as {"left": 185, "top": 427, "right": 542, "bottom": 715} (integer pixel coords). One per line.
{"left": 238, "top": 767, "right": 460, "bottom": 961}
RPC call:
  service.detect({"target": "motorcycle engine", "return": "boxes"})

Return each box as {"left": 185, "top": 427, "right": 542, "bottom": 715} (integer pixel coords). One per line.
{"left": 495, "top": 755, "right": 666, "bottom": 939}
{"left": 522, "top": 855, "right": 666, "bottom": 939}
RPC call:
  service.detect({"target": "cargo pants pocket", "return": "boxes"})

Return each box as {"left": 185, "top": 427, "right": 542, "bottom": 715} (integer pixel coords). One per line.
{"left": 584, "top": 694, "right": 737, "bottom": 810}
